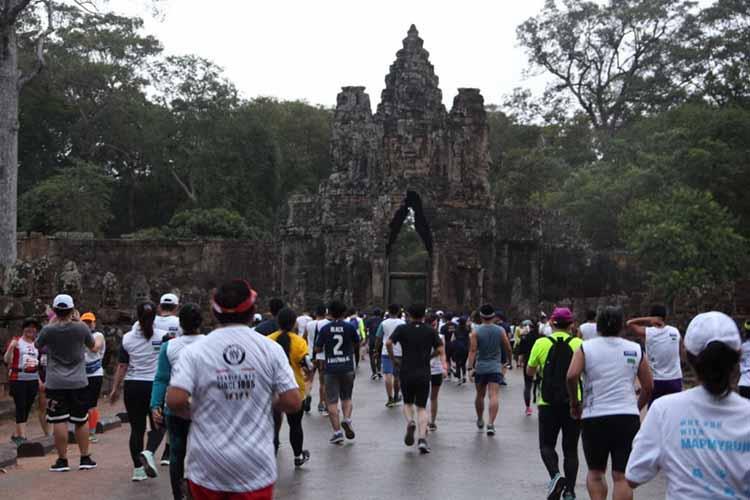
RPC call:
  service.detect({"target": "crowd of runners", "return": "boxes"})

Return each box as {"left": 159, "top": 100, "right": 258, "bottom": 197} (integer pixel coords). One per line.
{"left": 3, "top": 281, "right": 750, "bottom": 500}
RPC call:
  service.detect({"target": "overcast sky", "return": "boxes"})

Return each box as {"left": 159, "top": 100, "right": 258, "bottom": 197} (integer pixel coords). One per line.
{"left": 111, "top": 0, "right": 551, "bottom": 108}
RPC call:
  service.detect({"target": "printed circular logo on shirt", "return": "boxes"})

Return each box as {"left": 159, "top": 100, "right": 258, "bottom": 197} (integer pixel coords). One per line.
{"left": 223, "top": 344, "right": 246, "bottom": 366}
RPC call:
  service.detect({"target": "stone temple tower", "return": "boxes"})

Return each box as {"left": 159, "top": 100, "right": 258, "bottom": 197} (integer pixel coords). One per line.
{"left": 282, "top": 25, "right": 496, "bottom": 310}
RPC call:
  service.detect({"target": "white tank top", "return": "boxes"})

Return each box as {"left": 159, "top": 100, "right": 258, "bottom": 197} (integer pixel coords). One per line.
{"left": 645, "top": 325, "right": 683, "bottom": 381}
{"left": 739, "top": 340, "right": 750, "bottom": 388}
{"left": 430, "top": 334, "right": 445, "bottom": 375}
{"left": 582, "top": 336, "right": 642, "bottom": 419}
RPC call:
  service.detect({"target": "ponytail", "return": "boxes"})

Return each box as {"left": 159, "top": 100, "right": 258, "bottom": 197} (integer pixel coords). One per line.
{"left": 687, "top": 341, "right": 740, "bottom": 398}
{"left": 137, "top": 302, "right": 157, "bottom": 340}
{"left": 275, "top": 307, "right": 297, "bottom": 361}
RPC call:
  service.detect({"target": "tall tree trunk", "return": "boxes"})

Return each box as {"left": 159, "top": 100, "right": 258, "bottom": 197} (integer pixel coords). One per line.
{"left": 0, "top": 23, "right": 19, "bottom": 268}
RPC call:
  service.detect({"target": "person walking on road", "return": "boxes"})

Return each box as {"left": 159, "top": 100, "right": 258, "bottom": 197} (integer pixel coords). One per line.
{"left": 150, "top": 303, "right": 204, "bottom": 500}
{"left": 517, "top": 321, "right": 540, "bottom": 416}
{"left": 167, "top": 280, "right": 301, "bottom": 500}
{"left": 467, "top": 304, "right": 512, "bottom": 436}
{"left": 566, "top": 307, "right": 653, "bottom": 500}
{"left": 269, "top": 308, "right": 312, "bottom": 468}
{"left": 315, "top": 301, "right": 360, "bottom": 444}
{"left": 527, "top": 307, "right": 582, "bottom": 500}
{"left": 428, "top": 326, "right": 447, "bottom": 431}
{"left": 80, "top": 312, "right": 105, "bottom": 444}
{"left": 35, "top": 294, "right": 97, "bottom": 472}
{"left": 377, "top": 304, "right": 405, "bottom": 407}
{"left": 626, "top": 311, "right": 750, "bottom": 499}
{"left": 387, "top": 304, "right": 444, "bottom": 454}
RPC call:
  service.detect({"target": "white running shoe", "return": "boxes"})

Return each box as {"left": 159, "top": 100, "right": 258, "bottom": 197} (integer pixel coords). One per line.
{"left": 132, "top": 466, "right": 148, "bottom": 481}
{"left": 139, "top": 450, "right": 159, "bottom": 478}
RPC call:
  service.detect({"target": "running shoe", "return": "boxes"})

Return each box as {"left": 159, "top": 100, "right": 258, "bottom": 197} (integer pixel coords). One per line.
{"left": 294, "top": 450, "right": 311, "bottom": 468}
{"left": 329, "top": 432, "right": 344, "bottom": 445}
{"left": 370, "top": 373, "right": 378, "bottom": 380}
{"left": 10, "top": 435, "right": 26, "bottom": 446}
{"left": 131, "top": 466, "right": 148, "bottom": 481}
{"left": 547, "top": 473, "right": 566, "bottom": 500}
{"left": 417, "top": 439, "right": 431, "bottom": 454}
{"left": 562, "top": 492, "right": 576, "bottom": 500}
{"left": 385, "top": 398, "right": 397, "bottom": 408}
{"left": 79, "top": 455, "right": 97, "bottom": 470}
{"left": 428, "top": 422, "right": 437, "bottom": 432}
{"left": 486, "top": 425, "right": 496, "bottom": 436}
{"left": 341, "top": 419, "right": 355, "bottom": 440}
{"left": 394, "top": 395, "right": 402, "bottom": 404}
{"left": 303, "top": 395, "right": 312, "bottom": 413}
{"left": 476, "top": 418, "right": 485, "bottom": 430}
{"left": 160, "top": 458, "right": 170, "bottom": 466}
{"left": 139, "top": 450, "right": 159, "bottom": 478}
{"left": 404, "top": 421, "right": 416, "bottom": 446}
{"left": 88, "top": 433, "right": 98, "bottom": 443}
{"left": 526, "top": 406, "right": 533, "bottom": 417}
{"left": 461, "top": 377, "right": 467, "bottom": 384}
{"left": 49, "top": 458, "right": 70, "bottom": 472}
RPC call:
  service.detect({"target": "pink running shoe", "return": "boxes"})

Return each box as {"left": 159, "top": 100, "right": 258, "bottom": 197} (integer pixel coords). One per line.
{"left": 525, "top": 406, "right": 533, "bottom": 416}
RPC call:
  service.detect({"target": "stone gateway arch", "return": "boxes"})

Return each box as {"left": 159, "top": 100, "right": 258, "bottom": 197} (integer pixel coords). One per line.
{"left": 281, "top": 25, "right": 630, "bottom": 313}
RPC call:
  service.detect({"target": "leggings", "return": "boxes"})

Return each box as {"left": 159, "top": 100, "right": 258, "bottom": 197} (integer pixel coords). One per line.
{"left": 124, "top": 380, "right": 166, "bottom": 468}
{"left": 538, "top": 404, "right": 580, "bottom": 494}
{"left": 369, "top": 344, "right": 381, "bottom": 375}
{"left": 166, "top": 415, "right": 190, "bottom": 500}
{"left": 10, "top": 380, "right": 38, "bottom": 424}
{"left": 453, "top": 351, "right": 468, "bottom": 380}
{"left": 523, "top": 370, "right": 534, "bottom": 407}
{"left": 273, "top": 408, "right": 305, "bottom": 457}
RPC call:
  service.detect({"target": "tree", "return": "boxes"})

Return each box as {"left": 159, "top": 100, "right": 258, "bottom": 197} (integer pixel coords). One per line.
{"left": 517, "top": 0, "right": 696, "bottom": 136}
{"left": 18, "top": 160, "right": 113, "bottom": 234}
{"left": 620, "top": 186, "right": 747, "bottom": 301}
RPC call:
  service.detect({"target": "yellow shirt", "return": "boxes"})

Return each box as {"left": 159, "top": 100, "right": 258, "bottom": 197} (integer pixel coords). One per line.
{"left": 268, "top": 331, "right": 308, "bottom": 398}
{"left": 527, "top": 331, "right": 583, "bottom": 406}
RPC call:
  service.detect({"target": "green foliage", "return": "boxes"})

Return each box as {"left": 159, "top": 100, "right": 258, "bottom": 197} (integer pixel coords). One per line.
{"left": 167, "top": 208, "right": 265, "bottom": 239}
{"left": 620, "top": 187, "right": 747, "bottom": 300}
{"left": 18, "top": 161, "right": 113, "bottom": 235}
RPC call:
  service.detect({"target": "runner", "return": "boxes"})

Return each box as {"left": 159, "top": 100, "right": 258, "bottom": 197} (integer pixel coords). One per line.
{"left": 150, "top": 303, "right": 204, "bottom": 500}
{"left": 365, "top": 308, "right": 384, "bottom": 380}
{"left": 578, "top": 310, "right": 597, "bottom": 341}
{"left": 467, "top": 305, "right": 512, "bottom": 436}
{"left": 440, "top": 317, "right": 456, "bottom": 380}
{"left": 517, "top": 321, "right": 540, "bottom": 416}
{"left": 4, "top": 317, "right": 42, "bottom": 445}
{"left": 626, "top": 305, "right": 684, "bottom": 405}
{"left": 527, "top": 307, "right": 582, "bottom": 500}
{"left": 166, "top": 279, "right": 301, "bottom": 500}
{"left": 304, "top": 304, "right": 329, "bottom": 415}
{"left": 626, "top": 311, "right": 750, "bottom": 498}
{"left": 428, "top": 322, "right": 447, "bottom": 431}
{"left": 740, "top": 320, "right": 750, "bottom": 400}
{"left": 387, "top": 304, "right": 444, "bottom": 454}
{"left": 566, "top": 306, "right": 653, "bottom": 500}
{"left": 539, "top": 312, "right": 553, "bottom": 337}
{"left": 109, "top": 302, "right": 167, "bottom": 481}
{"left": 269, "top": 308, "right": 312, "bottom": 467}
{"left": 315, "top": 301, "right": 360, "bottom": 444}
{"left": 452, "top": 317, "right": 470, "bottom": 385}
{"left": 255, "top": 298, "right": 285, "bottom": 336}
{"left": 346, "top": 308, "right": 366, "bottom": 367}
{"left": 155, "top": 293, "right": 182, "bottom": 339}
{"left": 378, "top": 304, "right": 405, "bottom": 407}
{"left": 80, "top": 312, "right": 105, "bottom": 443}
{"left": 35, "top": 294, "right": 96, "bottom": 472}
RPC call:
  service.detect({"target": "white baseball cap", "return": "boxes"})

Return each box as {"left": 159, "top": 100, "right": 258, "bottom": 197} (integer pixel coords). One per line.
{"left": 685, "top": 311, "right": 741, "bottom": 356}
{"left": 160, "top": 293, "right": 179, "bottom": 306}
{"left": 253, "top": 313, "right": 263, "bottom": 322}
{"left": 52, "top": 294, "right": 75, "bottom": 310}
{"left": 436, "top": 310, "right": 444, "bottom": 317}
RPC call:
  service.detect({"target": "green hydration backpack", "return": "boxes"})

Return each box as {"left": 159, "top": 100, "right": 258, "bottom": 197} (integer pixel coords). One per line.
{"left": 540, "top": 335, "right": 576, "bottom": 406}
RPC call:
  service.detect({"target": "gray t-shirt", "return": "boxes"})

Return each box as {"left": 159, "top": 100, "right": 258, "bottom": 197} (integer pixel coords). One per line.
{"left": 36, "top": 322, "right": 94, "bottom": 390}
{"left": 475, "top": 323, "right": 505, "bottom": 375}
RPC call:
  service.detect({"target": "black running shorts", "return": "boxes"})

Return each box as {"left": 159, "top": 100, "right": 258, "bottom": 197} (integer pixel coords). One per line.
{"left": 430, "top": 374, "right": 443, "bottom": 387}
{"left": 85, "top": 376, "right": 103, "bottom": 410}
{"left": 401, "top": 376, "right": 430, "bottom": 408}
{"left": 46, "top": 387, "right": 89, "bottom": 425}
{"left": 324, "top": 372, "right": 355, "bottom": 404}
{"left": 582, "top": 414, "right": 640, "bottom": 472}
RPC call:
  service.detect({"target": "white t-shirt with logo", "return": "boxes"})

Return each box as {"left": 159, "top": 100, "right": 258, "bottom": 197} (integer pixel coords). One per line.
{"left": 120, "top": 326, "right": 167, "bottom": 381}
{"left": 579, "top": 322, "right": 598, "bottom": 341}
{"left": 740, "top": 340, "right": 750, "bottom": 388}
{"left": 582, "top": 336, "right": 642, "bottom": 419}
{"left": 170, "top": 325, "right": 298, "bottom": 493}
{"left": 84, "top": 331, "right": 106, "bottom": 377}
{"left": 626, "top": 387, "right": 750, "bottom": 499}
{"left": 430, "top": 334, "right": 445, "bottom": 375}
{"left": 645, "top": 325, "right": 683, "bottom": 381}
{"left": 154, "top": 315, "right": 182, "bottom": 338}
{"left": 380, "top": 318, "right": 406, "bottom": 357}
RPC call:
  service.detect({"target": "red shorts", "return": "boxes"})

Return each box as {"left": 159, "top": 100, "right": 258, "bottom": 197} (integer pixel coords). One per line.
{"left": 188, "top": 481, "right": 274, "bottom": 500}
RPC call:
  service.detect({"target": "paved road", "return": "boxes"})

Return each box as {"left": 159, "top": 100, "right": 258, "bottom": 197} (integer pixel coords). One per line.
{"left": 1, "top": 367, "right": 666, "bottom": 499}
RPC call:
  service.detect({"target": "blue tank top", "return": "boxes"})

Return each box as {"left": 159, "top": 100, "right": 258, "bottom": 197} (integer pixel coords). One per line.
{"left": 475, "top": 324, "right": 504, "bottom": 375}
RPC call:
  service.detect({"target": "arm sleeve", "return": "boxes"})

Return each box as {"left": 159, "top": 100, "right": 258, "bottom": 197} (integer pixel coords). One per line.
{"left": 625, "top": 403, "right": 664, "bottom": 484}
{"left": 150, "top": 343, "right": 172, "bottom": 410}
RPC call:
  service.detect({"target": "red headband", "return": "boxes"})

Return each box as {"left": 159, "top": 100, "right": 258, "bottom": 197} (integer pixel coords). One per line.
{"left": 212, "top": 281, "right": 258, "bottom": 314}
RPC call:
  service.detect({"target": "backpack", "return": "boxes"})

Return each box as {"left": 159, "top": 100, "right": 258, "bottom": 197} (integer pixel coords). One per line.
{"left": 540, "top": 335, "right": 576, "bottom": 406}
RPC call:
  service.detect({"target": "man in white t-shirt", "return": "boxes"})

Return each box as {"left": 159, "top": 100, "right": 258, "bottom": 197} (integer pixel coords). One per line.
{"left": 627, "top": 305, "right": 684, "bottom": 406}
{"left": 539, "top": 312, "right": 553, "bottom": 337}
{"left": 377, "top": 304, "right": 406, "bottom": 408}
{"left": 303, "top": 305, "right": 330, "bottom": 415}
{"left": 167, "top": 280, "right": 300, "bottom": 500}
{"left": 626, "top": 311, "right": 750, "bottom": 499}
{"left": 578, "top": 310, "right": 598, "bottom": 341}
{"left": 155, "top": 293, "right": 182, "bottom": 339}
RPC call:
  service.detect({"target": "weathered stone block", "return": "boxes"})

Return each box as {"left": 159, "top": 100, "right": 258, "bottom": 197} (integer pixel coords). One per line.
{"left": 0, "top": 443, "right": 17, "bottom": 468}
{"left": 17, "top": 435, "right": 55, "bottom": 457}
{"left": 96, "top": 415, "right": 122, "bottom": 433}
